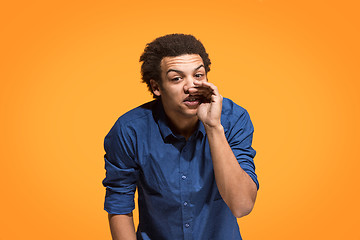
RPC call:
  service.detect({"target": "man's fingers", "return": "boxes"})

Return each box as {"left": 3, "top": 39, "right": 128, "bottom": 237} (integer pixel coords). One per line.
{"left": 190, "top": 81, "right": 220, "bottom": 100}
{"left": 194, "top": 81, "right": 219, "bottom": 94}
{"left": 188, "top": 88, "right": 211, "bottom": 95}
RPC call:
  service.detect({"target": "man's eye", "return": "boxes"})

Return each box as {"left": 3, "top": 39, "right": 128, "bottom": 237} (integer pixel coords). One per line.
{"left": 195, "top": 74, "right": 204, "bottom": 78}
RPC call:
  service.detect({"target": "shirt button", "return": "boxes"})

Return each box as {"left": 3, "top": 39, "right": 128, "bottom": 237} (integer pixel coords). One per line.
{"left": 183, "top": 201, "right": 188, "bottom": 206}
{"left": 181, "top": 175, "right": 187, "bottom": 180}
{"left": 185, "top": 223, "right": 190, "bottom": 228}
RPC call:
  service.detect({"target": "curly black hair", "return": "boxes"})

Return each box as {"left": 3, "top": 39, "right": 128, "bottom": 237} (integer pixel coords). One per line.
{"left": 139, "top": 33, "right": 211, "bottom": 98}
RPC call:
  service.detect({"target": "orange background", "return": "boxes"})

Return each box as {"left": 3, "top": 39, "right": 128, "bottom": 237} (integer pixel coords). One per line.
{"left": 1, "top": 0, "right": 359, "bottom": 239}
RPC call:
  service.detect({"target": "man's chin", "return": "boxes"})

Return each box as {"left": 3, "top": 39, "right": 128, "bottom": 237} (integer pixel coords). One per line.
{"left": 181, "top": 108, "right": 199, "bottom": 118}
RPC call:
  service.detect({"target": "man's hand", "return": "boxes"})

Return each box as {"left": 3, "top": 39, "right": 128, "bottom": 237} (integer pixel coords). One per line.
{"left": 188, "top": 80, "right": 223, "bottom": 128}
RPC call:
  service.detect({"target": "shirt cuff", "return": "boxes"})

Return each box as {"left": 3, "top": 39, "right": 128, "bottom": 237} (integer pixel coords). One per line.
{"left": 239, "top": 160, "right": 259, "bottom": 190}
{"left": 104, "top": 189, "right": 135, "bottom": 214}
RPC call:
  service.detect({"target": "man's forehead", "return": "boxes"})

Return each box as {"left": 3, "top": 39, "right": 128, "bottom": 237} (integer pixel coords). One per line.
{"left": 160, "top": 54, "right": 204, "bottom": 70}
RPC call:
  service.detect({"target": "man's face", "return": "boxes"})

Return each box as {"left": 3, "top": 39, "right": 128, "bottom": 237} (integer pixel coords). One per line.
{"left": 150, "top": 54, "right": 207, "bottom": 121}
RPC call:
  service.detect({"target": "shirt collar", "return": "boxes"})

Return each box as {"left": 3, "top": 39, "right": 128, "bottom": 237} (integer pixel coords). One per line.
{"left": 154, "top": 100, "right": 205, "bottom": 142}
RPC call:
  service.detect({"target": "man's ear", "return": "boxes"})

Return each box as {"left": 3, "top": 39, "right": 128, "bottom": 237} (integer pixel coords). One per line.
{"left": 150, "top": 79, "right": 161, "bottom": 97}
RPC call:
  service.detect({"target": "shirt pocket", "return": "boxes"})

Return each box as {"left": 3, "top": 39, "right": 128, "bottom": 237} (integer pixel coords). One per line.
{"left": 140, "top": 153, "right": 179, "bottom": 195}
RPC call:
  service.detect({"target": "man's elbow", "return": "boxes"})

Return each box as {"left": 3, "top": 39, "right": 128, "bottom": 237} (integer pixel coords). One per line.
{"left": 229, "top": 198, "right": 256, "bottom": 218}
{"left": 231, "top": 204, "right": 254, "bottom": 218}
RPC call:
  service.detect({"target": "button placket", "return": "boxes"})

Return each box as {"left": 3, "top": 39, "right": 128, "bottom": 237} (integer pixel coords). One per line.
{"left": 179, "top": 141, "right": 193, "bottom": 238}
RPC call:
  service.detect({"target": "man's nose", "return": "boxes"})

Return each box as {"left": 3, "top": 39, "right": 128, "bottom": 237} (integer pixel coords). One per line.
{"left": 183, "top": 77, "right": 196, "bottom": 93}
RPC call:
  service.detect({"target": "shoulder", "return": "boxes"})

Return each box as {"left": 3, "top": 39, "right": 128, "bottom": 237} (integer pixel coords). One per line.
{"left": 221, "top": 97, "right": 253, "bottom": 132}
{"left": 107, "top": 100, "right": 157, "bottom": 137}
{"left": 117, "top": 100, "right": 156, "bottom": 126}
{"left": 221, "top": 97, "right": 248, "bottom": 119}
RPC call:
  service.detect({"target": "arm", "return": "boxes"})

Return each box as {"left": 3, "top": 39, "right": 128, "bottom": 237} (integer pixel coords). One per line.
{"left": 102, "top": 120, "right": 139, "bottom": 236}
{"left": 192, "top": 80, "right": 257, "bottom": 218}
{"left": 108, "top": 213, "right": 136, "bottom": 240}
{"left": 206, "top": 124, "right": 257, "bottom": 218}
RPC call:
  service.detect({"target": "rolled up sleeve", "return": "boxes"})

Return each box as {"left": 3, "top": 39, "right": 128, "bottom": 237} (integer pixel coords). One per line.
{"left": 227, "top": 110, "right": 259, "bottom": 190}
{"left": 102, "top": 120, "right": 138, "bottom": 214}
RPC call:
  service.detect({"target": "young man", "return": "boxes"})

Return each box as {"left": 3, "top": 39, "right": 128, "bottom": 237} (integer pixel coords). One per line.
{"left": 102, "top": 34, "right": 259, "bottom": 240}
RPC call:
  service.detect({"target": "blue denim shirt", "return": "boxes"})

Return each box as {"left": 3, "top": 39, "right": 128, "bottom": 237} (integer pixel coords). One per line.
{"left": 103, "top": 98, "right": 258, "bottom": 240}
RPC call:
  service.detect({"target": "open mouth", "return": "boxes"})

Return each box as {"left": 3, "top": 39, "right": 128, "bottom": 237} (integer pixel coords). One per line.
{"left": 183, "top": 95, "right": 203, "bottom": 107}
{"left": 184, "top": 96, "right": 201, "bottom": 102}
{"left": 184, "top": 95, "right": 210, "bottom": 103}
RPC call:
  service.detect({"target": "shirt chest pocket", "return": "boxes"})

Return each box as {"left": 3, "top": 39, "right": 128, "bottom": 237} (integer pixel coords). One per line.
{"left": 139, "top": 153, "right": 180, "bottom": 196}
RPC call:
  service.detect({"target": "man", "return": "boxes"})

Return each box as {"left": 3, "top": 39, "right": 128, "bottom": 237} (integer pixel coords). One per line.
{"left": 102, "top": 34, "right": 259, "bottom": 240}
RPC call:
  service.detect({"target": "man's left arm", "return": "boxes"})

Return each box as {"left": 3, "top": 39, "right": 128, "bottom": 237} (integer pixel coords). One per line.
{"left": 192, "top": 80, "right": 257, "bottom": 218}
{"left": 206, "top": 122, "right": 257, "bottom": 218}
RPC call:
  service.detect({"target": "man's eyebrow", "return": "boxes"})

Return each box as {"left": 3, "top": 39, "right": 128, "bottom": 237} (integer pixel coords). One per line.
{"left": 195, "top": 65, "right": 205, "bottom": 71}
{"left": 166, "top": 65, "right": 205, "bottom": 75}
{"left": 166, "top": 69, "right": 183, "bottom": 75}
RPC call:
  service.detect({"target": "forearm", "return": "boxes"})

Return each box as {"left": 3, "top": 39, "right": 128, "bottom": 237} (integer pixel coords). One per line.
{"left": 108, "top": 213, "right": 136, "bottom": 240}
{"left": 206, "top": 124, "right": 257, "bottom": 218}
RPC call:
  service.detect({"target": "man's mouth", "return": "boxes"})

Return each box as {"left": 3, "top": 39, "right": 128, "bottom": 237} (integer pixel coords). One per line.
{"left": 185, "top": 97, "right": 199, "bottom": 102}
{"left": 184, "top": 95, "right": 201, "bottom": 102}
{"left": 183, "top": 96, "right": 202, "bottom": 106}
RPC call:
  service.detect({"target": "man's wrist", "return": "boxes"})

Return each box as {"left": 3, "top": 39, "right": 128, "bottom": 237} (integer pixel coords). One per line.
{"left": 204, "top": 123, "right": 224, "bottom": 136}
